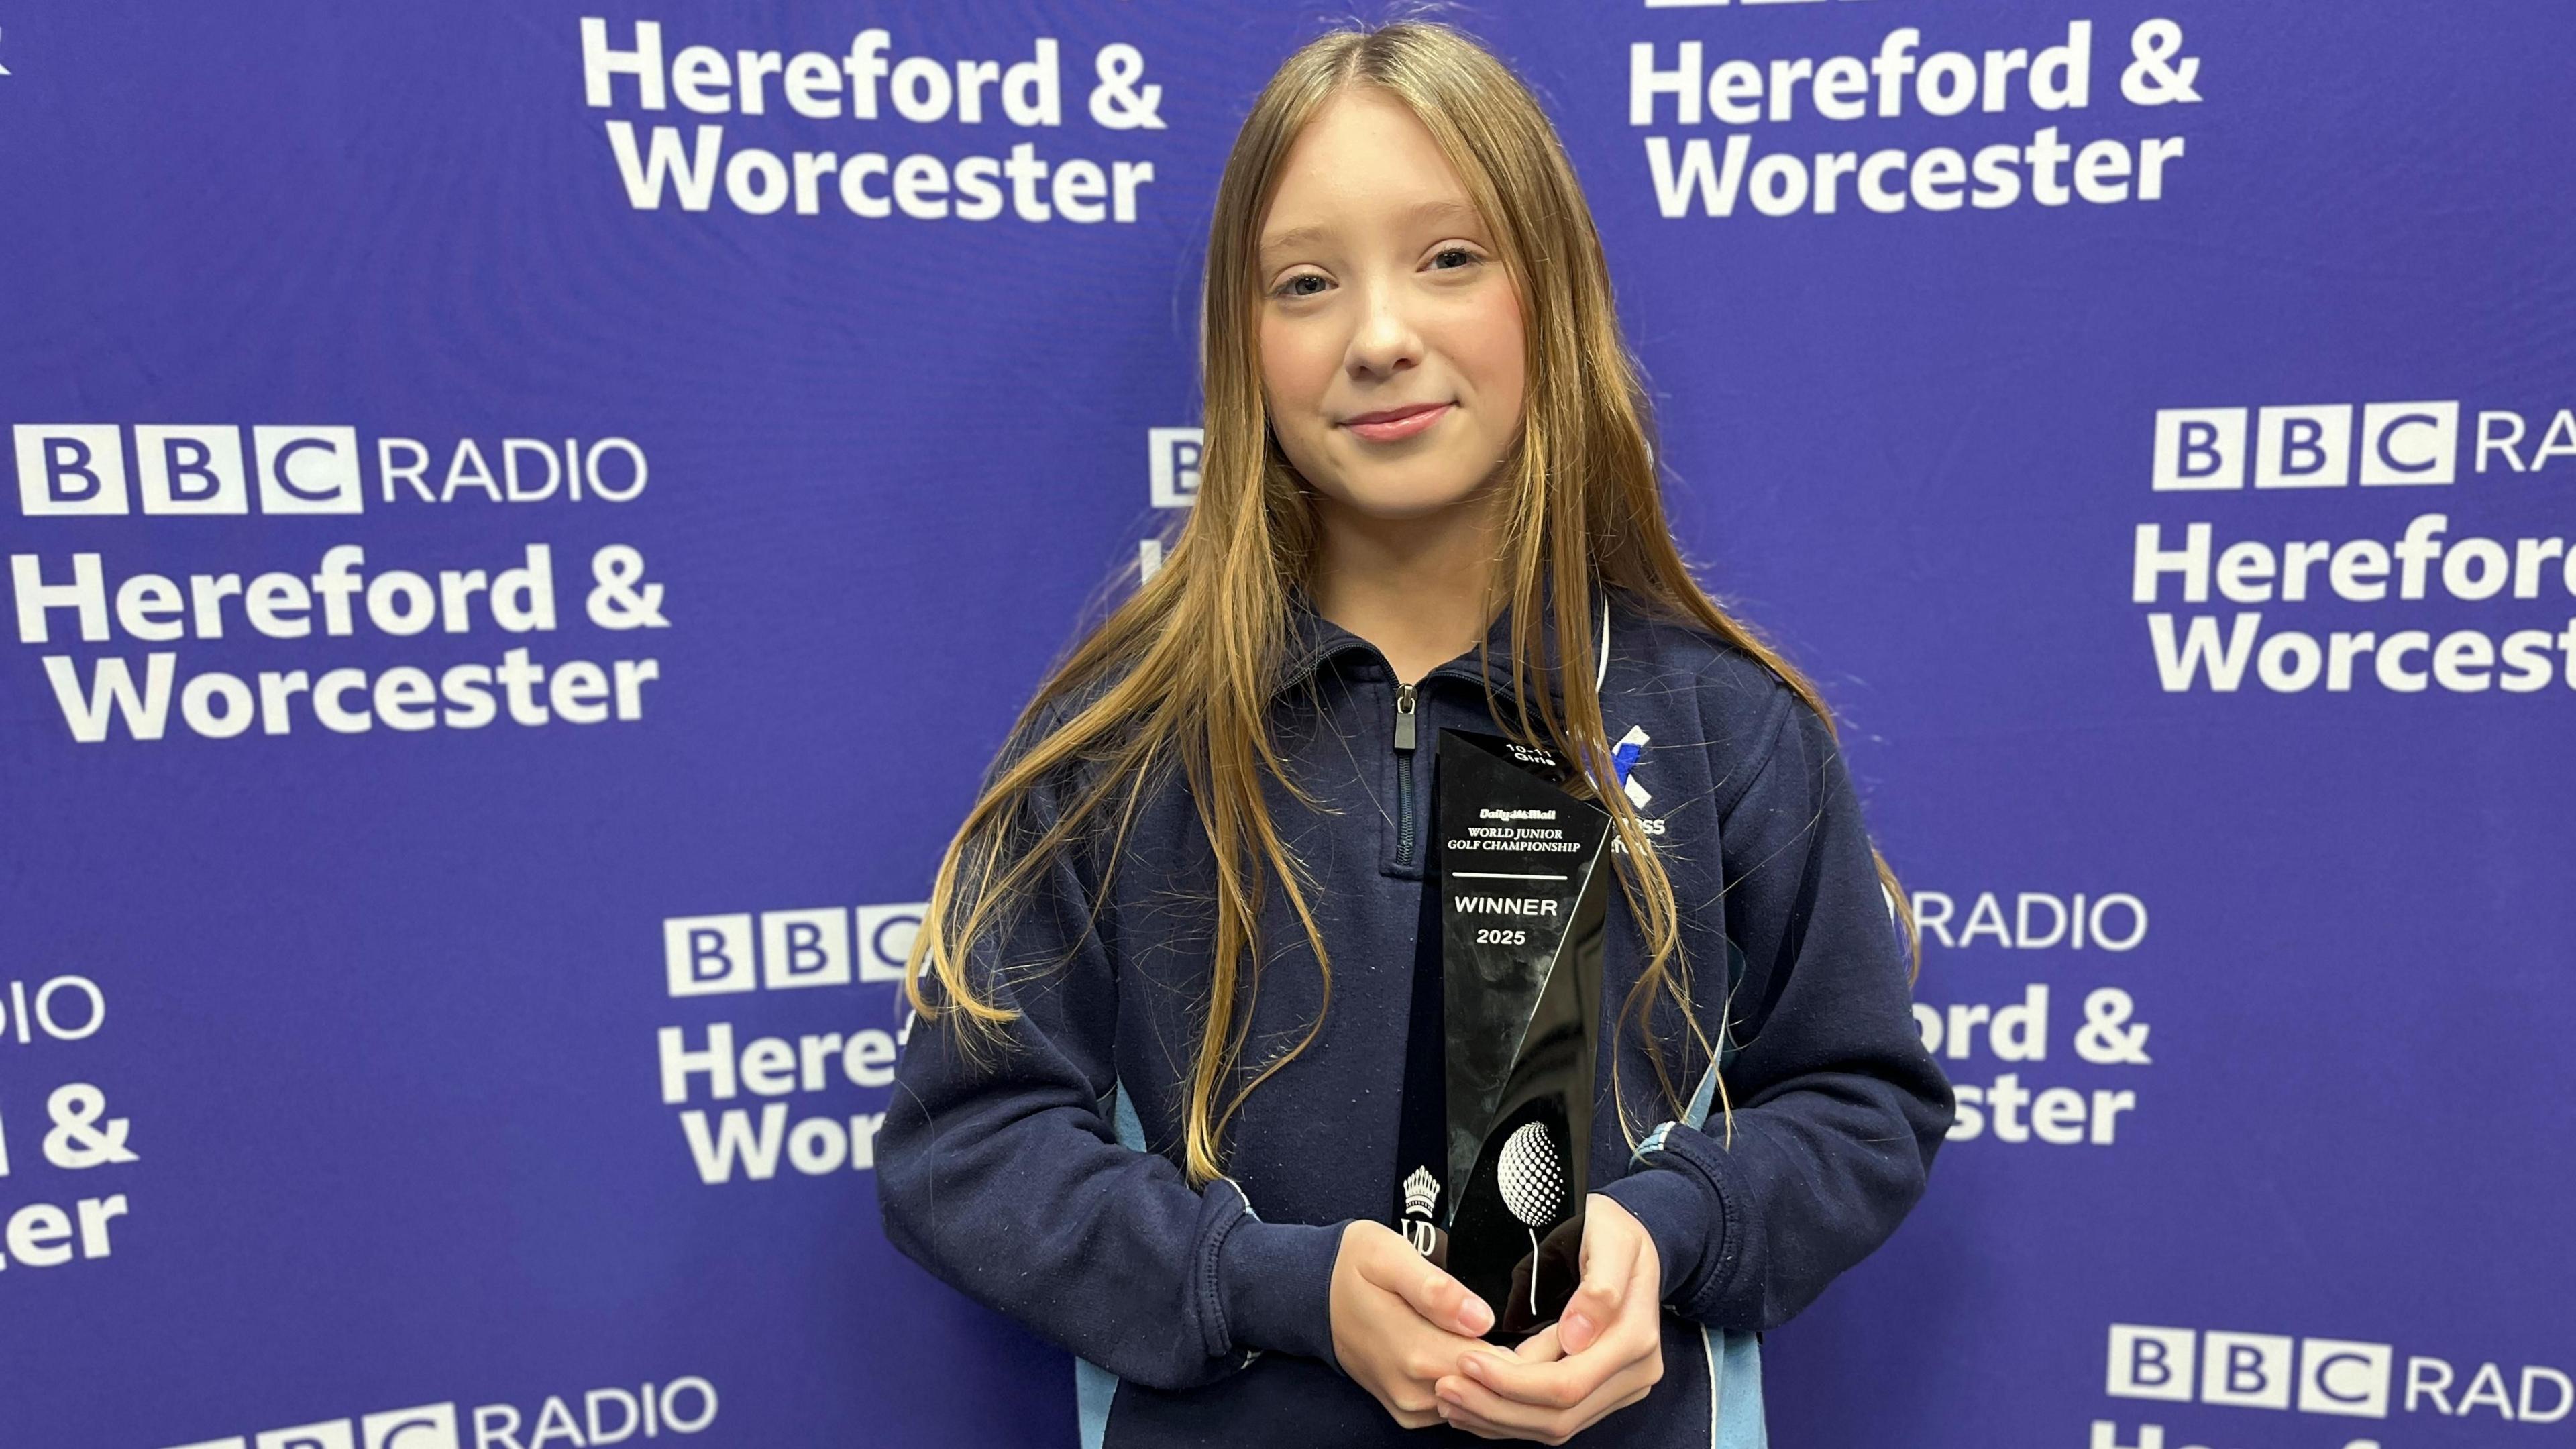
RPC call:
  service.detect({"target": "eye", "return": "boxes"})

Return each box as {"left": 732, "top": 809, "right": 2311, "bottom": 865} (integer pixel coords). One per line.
{"left": 1428, "top": 246, "right": 1483, "bottom": 272}
{"left": 1272, "top": 272, "right": 1331, "bottom": 300}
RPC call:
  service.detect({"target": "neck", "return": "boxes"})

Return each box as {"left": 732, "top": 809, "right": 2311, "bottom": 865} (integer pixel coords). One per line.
{"left": 1307, "top": 480, "right": 1507, "bottom": 686}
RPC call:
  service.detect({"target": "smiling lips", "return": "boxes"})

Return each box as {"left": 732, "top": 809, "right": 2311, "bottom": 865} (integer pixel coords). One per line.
{"left": 1340, "top": 400, "right": 1453, "bottom": 443}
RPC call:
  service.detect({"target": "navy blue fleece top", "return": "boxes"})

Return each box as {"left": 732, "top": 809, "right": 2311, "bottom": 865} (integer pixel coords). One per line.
{"left": 875, "top": 584, "right": 1953, "bottom": 1446}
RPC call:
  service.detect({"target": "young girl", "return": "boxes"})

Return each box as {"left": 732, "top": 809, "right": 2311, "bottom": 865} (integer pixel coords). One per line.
{"left": 877, "top": 20, "right": 1952, "bottom": 1448}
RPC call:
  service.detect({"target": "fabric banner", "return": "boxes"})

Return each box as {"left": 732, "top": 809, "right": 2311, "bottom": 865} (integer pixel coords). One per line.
{"left": 2, "top": 3, "right": 2568, "bottom": 1444}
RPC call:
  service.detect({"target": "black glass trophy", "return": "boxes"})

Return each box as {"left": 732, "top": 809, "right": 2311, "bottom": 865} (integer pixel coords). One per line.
{"left": 1393, "top": 728, "right": 1612, "bottom": 1344}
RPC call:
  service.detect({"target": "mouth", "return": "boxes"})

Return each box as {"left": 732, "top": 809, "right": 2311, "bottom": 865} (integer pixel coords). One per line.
{"left": 1338, "top": 401, "right": 1454, "bottom": 443}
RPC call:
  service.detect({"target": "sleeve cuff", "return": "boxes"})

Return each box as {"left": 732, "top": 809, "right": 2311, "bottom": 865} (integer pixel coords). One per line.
{"left": 1216, "top": 1214, "right": 1346, "bottom": 1367}
{"left": 1599, "top": 1164, "right": 1713, "bottom": 1305}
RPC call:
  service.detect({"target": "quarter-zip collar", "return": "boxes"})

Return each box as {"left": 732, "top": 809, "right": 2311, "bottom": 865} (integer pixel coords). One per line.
{"left": 1271, "top": 574, "right": 1596, "bottom": 703}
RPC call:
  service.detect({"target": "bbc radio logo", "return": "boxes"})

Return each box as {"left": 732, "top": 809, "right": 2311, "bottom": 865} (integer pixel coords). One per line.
{"left": 2151, "top": 404, "right": 2462, "bottom": 492}
{"left": 18, "top": 424, "right": 368, "bottom": 515}
{"left": 13, "top": 423, "right": 649, "bottom": 515}
{"left": 168, "top": 1377, "right": 718, "bottom": 1448}
{"left": 2108, "top": 1324, "right": 2575, "bottom": 1425}
{"left": 166, "top": 1403, "right": 460, "bottom": 1449}
{"left": 1150, "top": 426, "right": 1201, "bottom": 508}
{"left": 1640, "top": 0, "right": 1870, "bottom": 9}
{"left": 2110, "top": 1324, "right": 2395, "bottom": 1418}
{"left": 663, "top": 903, "right": 923, "bottom": 996}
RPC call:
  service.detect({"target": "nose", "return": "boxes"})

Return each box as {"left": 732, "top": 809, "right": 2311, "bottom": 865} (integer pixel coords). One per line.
{"left": 1345, "top": 278, "right": 1421, "bottom": 382}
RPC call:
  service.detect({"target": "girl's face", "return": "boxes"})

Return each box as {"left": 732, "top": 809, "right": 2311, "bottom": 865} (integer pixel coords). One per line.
{"left": 1256, "top": 86, "right": 1527, "bottom": 523}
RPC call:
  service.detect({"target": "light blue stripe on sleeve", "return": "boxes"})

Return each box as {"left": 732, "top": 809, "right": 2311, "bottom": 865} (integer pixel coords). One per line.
{"left": 1682, "top": 1020, "right": 1766, "bottom": 1449}
{"left": 1075, "top": 1079, "right": 1151, "bottom": 1449}
{"left": 1075, "top": 1358, "right": 1117, "bottom": 1449}
{"left": 1713, "top": 1326, "right": 1767, "bottom": 1449}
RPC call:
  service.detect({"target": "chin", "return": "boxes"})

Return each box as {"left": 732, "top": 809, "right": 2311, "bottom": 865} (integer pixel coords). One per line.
{"left": 1324, "top": 459, "right": 1501, "bottom": 515}
{"left": 1328, "top": 480, "right": 1491, "bottom": 519}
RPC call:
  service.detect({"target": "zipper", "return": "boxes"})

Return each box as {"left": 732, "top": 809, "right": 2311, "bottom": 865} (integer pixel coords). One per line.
{"left": 1393, "top": 680, "right": 1419, "bottom": 867}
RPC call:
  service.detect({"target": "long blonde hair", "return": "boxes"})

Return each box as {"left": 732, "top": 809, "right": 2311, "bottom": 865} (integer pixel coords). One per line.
{"left": 904, "top": 19, "right": 1920, "bottom": 1187}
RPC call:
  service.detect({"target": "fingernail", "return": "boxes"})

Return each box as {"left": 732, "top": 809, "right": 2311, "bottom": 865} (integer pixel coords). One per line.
{"left": 1563, "top": 1312, "right": 1594, "bottom": 1350}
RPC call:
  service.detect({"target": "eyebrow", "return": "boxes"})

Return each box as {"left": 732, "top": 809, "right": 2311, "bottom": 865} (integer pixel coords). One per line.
{"left": 1258, "top": 198, "right": 1487, "bottom": 262}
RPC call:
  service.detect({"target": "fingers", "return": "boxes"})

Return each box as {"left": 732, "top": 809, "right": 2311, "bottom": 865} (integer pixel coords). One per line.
{"left": 1451, "top": 1240, "right": 1662, "bottom": 1411}
{"left": 1385, "top": 1398, "right": 1448, "bottom": 1431}
{"left": 1358, "top": 1230, "right": 1493, "bottom": 1337}
{"left": 1560, "top": 1198, "right": 1647, "bottom": 1354}
{"left": 1345, "top": 1210, "right": 1668, "bottom": 1438}
{"left": 1435, "top": 1366, "right": 1545, "bottom": 1440}
{"left": 1436, "top": 1352, "right": 1658, "bottom": 1443}
{"left": 1336, "top": 1223, "right": 1501, "bottom": 1432}
{"left": 1357, "top": 1304, "right": 1486, "bottom": 1429}
{"left": 1455, "top": 1345, "right": 1598, "bottom": 1413}
{"left": 1511, "top": 1322, "right": 1566, "bottom": 1364}
{"left": 1415, "top": 1201, "right": 1667, "bottom": 1438}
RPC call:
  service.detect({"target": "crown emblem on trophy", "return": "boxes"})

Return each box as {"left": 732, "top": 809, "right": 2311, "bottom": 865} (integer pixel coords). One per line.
{"left": 1402, "top": 1165, "right": 1440, "bottom": 1219}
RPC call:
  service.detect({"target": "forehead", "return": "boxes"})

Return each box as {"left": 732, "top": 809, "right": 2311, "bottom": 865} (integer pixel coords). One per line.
{"left": 1259, "top": 86, "right": 1482, "bottom": 246}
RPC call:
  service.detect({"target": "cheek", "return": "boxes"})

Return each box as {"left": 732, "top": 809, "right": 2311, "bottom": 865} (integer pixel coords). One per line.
{"left": 1452, "top": 292, "right": 1527, "bottom": 421}
{"left": 1258, "top": 317, "right": 1334, "bottom": 417}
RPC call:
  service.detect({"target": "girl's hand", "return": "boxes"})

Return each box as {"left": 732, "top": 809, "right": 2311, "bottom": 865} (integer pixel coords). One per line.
{"left": 1431, "top": 1194, "right": 1664, "bottom": 1443}
{"left": 1328, "top": 1220, "right": 1497, "bottom": 1428}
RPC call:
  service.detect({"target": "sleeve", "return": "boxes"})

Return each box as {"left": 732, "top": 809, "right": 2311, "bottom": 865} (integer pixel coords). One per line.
{"left": 873, "top": 744, "right": 1348, "bottom": 1391}
{"left": 1594, "top": 685, "right": 1955, "bottom": 1330}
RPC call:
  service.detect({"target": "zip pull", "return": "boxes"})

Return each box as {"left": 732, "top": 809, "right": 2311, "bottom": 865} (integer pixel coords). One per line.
{"left": 1392, "top": 680, "right": 1421, "bottom": 869}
